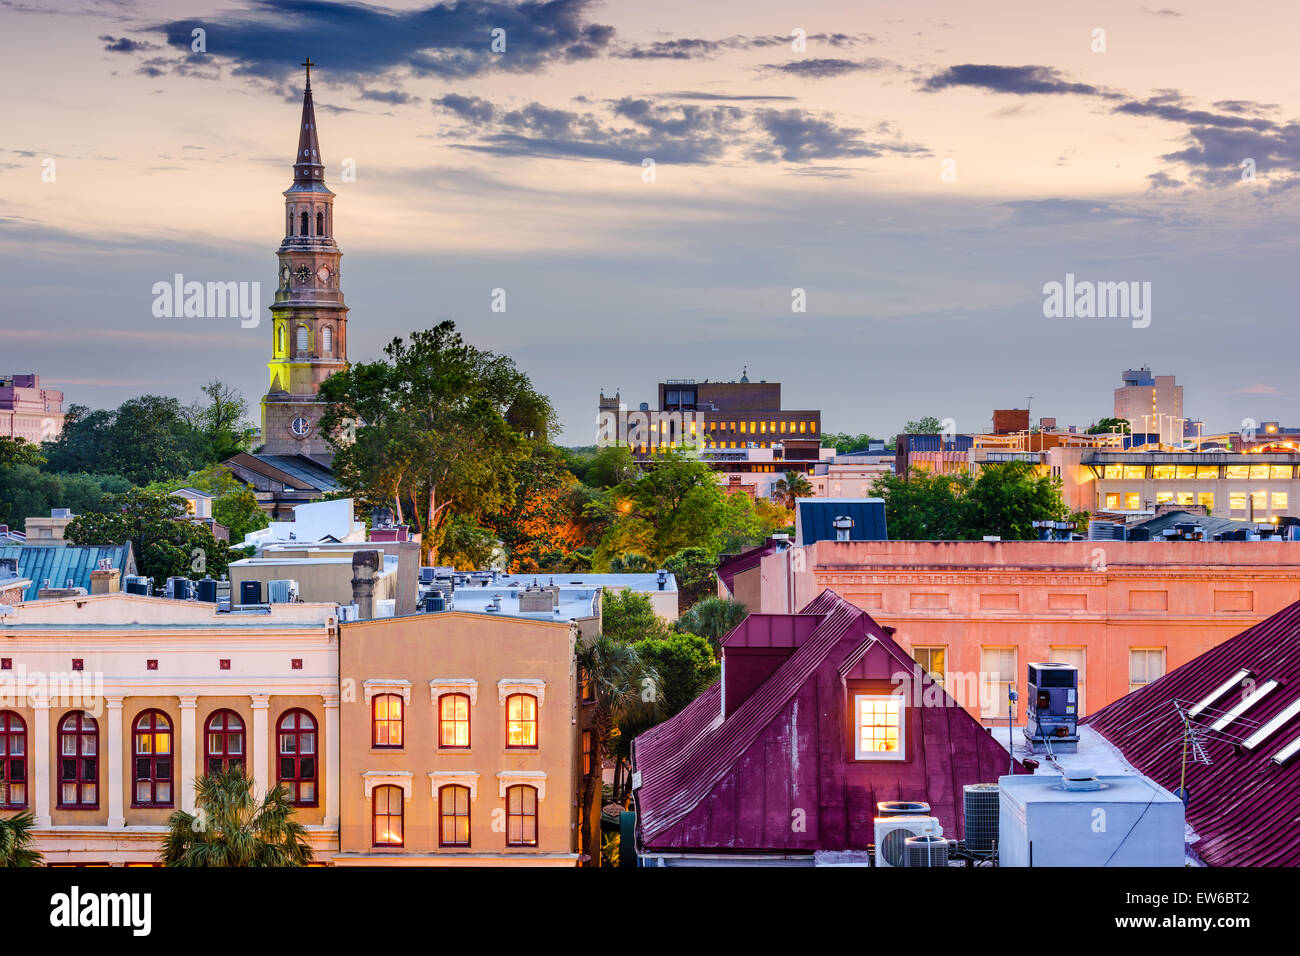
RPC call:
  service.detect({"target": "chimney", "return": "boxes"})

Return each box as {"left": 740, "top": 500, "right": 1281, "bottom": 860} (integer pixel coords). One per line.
{"left": 833, "top": 515, "right": 854, "bottom": 541}
{"left": 351, "top": 550, "right": 382, "bottom": 620}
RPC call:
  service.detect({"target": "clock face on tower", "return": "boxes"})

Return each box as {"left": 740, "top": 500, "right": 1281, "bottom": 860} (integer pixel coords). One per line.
{"left": 290, "top": 416, "right": 311, "bottom": 437}
{"left": 295, "top": 265, "right": 312, "bottom": 284}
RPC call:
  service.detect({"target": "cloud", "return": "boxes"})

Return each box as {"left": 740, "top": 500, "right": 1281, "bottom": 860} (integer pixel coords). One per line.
{"left": 1114, "top": 96, "right": 1276, "bottom": 131}
{"left": 359, "top": 87, "right": 416, "bottom": 105}
{"left": 750, "top": 109, "right": 930, "bottom": 162}
{"left": 99, "top": 34, "right": 156, "bottom": 53}
{"left": 437, "top": 93, "right": 497, "bottom": 123}
{"left": 760, "top": 58, "right": 893, "bottom": 79}
{"left": 619, "top": 32, "right": 866, "bottom": 60}
{"left": 143, "top": 0, "right": 617, "bottom": 83}
{"left": 923, "top": 64, "right": 1120, "bottom": 98}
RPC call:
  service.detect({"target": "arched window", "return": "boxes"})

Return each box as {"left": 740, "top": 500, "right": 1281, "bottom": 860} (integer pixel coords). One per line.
{"left": 277, "top": 324, "right": 285, "bottom": 354}
{"left": 296, "top": 325, "right": 308, "bottom": 353}
{"left": 505, "top": 693, "right": 537, "bottom": 749}
{"left": 132, "top": 710, "right": 173, "bottom": 807}
{"left": 0, "top": 712, "right": 27, "bottom": 809}
{"left": 277, "top": 709, "right": 317, "bottom": 806}
{"left": 287, "top": 210, "right": 293, "bottom": 236}
{"left": 205, "top": 710, "right": 245, "bottom": 775}
{"left": 321, "top": 325, "right": 332, "bottom": 356}
{"left": 58, "top": 711, "right": 97, "bottom": 808}
{"left": 316, "top": 210, "right": 324, "bottom": 236}
{"left": 372, "top": 785, "right": 403, "bottom": 846}
{"left": 505, "top": 785, "right": 538, "bottom": 847}
{"left": 439, "top": 693, "right": 470, "bottom": 749}
{"left": 300, "top": 210, "right": 309, "bottom": 236}
{"left": 439, "top": 785, "right": 470, "bottom": 847}
{"left": 371, "top": 694, "right": 403, "bottom": 749}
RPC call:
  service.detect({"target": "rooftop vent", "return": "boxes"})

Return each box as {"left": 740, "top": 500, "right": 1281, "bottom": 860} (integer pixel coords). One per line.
{"left": 833, "top": 515, "right": 854, "bottom": 541}
{"left": 1061, "top": 768, "right": 1101, "bottom": 791}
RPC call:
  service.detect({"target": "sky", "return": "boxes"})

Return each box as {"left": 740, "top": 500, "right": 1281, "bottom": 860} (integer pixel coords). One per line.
{"left": 2, "top": 0, "right": 1300, "bottom": 442}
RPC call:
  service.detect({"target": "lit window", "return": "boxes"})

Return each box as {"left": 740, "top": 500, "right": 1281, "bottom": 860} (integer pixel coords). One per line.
{"left": 505, "top": 785, "right": 538, "bottom": 846}
{"left": 1176, "top": 492, "right": 1194, "bottom": 506}
{"left": 1152, "top": 465, "right": 1175, "bottom": 480}
{"left": 1103, "top": 464, "right": 1124, "bottom": 479}
{"left": 853, "top": 695, "right": 904, "bottom": 760}
{"left": 372, "top": 694, "right": 403, "bottom": 749}
{"left": 1104, "top": 493, "right": 1120, "bottom": 510}
{"left": 1230, "top": 492, "right": 1247, "bottom": 513}
{"left": 204, "top": 710, "right": 244, "bottom": 775}
{"left": 1124, "top": 492, "right": 1140, "bottom": 510}
{"left": 277, "top": 709, "right": 317, "bottom": 806}
{"left": 439, "top": 693, "right": 470, "bottom": 749}
{"left": 1270, "top": 465, "right": 1293, "bottom": 480}
{"left": 1196, "top": 466, "right": 1219, "bottom": 479}
{"left": 1155, "top": 491, "right": 1173, "bottom": 504}
{"left": 799, "top": 422, "right": 806, "bottom": 433}
{"left": 1129, "top": 648, "right": 1165, "bottom": 693}
{"left": 582, "top": 730, "right": 593, "bottom": 775}
{"left": 1225, "top": 465, "right": 1249, "bottom": 480}
{"left": 59, "top": 711, "right": 97, "bottom": 808}
{"left": 322, "top": 326, "right": 332, "bottom": 356}
{"left": 1273, "top": 492, "right": 1289, "bottom": 510}
{"left": 1252, "top": 490, "right": 1267, "bottom": 513}
{"left": 439, "top": 785, "right": 471, "bottom": 847}
{"left": 0, "top": 711, "right": 27, "bottom": 809}
{"left": 372, "top": 785, "right": 404, "bottom": 847}
{"left": 506, "top": 694, "right": 538, "bottom": 748}
{"left": 912, "top": 647, "right": 946, "bottom": 687}
{"left": 132, "top": 710, "right": 173, "bottom": 807}
{"left": 1198, "top": 492, "right": 1214, "bottom": 511}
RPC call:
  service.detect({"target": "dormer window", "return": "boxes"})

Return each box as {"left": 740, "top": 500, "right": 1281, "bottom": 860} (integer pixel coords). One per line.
{"left": 852, "top": 694, "right": 905, "bottom": 761}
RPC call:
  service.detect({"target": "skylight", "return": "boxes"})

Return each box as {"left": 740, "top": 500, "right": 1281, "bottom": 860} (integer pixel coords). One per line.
{"left": 1188, "top": 668, "right": 1254, "bottom": 719}
{"left": 1209, "top": 679, "right": 1278, "bottom": 732}
{"left": 1241, "top": 697, "right": 1300, "bottom": 751}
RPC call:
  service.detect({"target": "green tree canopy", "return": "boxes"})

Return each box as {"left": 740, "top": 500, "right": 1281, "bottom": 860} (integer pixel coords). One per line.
{"left": 1087, "top": 417, "right": 1131, "bottom": 435}
{"left": 904, "top": 415, "right": 943, "bottom": 434}
{"left": 601, "top": 588, "right": 670, "bottom": 644}
{"left": 662, "top": 546, "right": 718, "bottom": 612}
{"left": 0, "top": 437, "right": 45, "bottom": 468}
{"left": 319, "top": 321, "right": 557, "bottom": 564}
{"left": 674, "top": 596, "right": 748, "bottom": 655}
{"left": 821, "top": 432, "right": 875, "bottom": 454}
{"left": 632, "top": 631, "right": 719, "bottom": 717}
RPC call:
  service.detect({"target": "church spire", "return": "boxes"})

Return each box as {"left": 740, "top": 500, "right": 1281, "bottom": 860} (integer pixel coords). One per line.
{"left": 293, "top": 57, "right": 324, "bottom": 185}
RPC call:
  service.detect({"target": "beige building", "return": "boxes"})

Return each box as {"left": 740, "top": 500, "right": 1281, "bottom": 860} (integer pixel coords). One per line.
{"left": 229, "top": 547, "right": 406, "bottom": 613}
{"left": 0, "top": 593, "right": 340, "bottom": 865}
{"left": 335, "top": 599, "right": 600, "bottom": 866}
{"left": 1114, "top": 368, "right": 1183, "bottom": 434}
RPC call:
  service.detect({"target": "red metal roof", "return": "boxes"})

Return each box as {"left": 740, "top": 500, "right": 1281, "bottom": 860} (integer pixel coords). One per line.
{"left": 633, "top": 590, "right": 1018, "bottom": 854}
{"left": 715, "top": 540, "right": 776, "bottom": 598}
{"left": 1086, "top": 599, "right": 1300, "bottom": 867}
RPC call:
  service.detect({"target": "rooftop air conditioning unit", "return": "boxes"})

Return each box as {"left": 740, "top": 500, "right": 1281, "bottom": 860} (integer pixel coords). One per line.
{"left": 877, "top": 800, "right": 930, "bottom": 817}
{"left": 905, "top": 835, "right": 950, "bottom": 868}
{"left": 267, "top": 579, "right": 299, "bottom": 604}
{"left": 874, "top": 815, "right": 942, "bottom": 868}
{"left": 962, "top": 784, "right": 1000, "bottom": 855}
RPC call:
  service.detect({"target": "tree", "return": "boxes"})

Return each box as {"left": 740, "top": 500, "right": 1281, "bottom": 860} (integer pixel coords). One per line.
{"left": 143, "top": 464, "right": 269, "bottom": 545}
{"left": 43, "top": 396, "right": 210, "bottom": 485}
{"left": 574, "top": 635, "right": 658, "bottom": 864}
{"left": 662, "top": 546, "right": 718, "bottom": 612}
{"left": 484, "top": 444, "right": 586, "bottom": 570}
{"left": 904, "top": 416, "right": 943, "bottom": 434}
{"left": 961, "top": 459, "right": 1070, "bottom": 540}
{"left": 0, "top": 809, "right": 42, "bottom": 866}
{"left": 64, "top": 489, "right": 235, "bottom": 582}
{"left": 870, "top": 469, "right": 970, "bottom": 540}
{"left": 583, "top": 445, "right": 637, "bottom": 489}
{"left": 319, "top": 322, "right": 557, "bottom": 564}
{"left": 821, "top": 432, "right": 874, "bottom": 454}
{"left": 674, "top": 596, "right": 748, "bottom": 655}
{"left": 0, "top": 437, "right": 44, "bottom": 468}
{"left": 161, "top": 766, "right": 314, "bottom": 867}
{"left": 601, "top": 588, "right": 669, "bottom": 644}
{"left": 772, "top": 469, "right": 813, "bottom": 509}
{"left": 1087, "top": 417, "right": 1131, "bottom": 435}
{"left": 191, "top": 380, "right": 256, "bottom": 461}
{"left": 632, "top": 631, "right": 719, "bottom": 718}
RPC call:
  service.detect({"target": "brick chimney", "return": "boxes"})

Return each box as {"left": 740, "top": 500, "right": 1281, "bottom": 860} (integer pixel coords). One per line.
{"left": 351, "top": 550, "right": 382, "bottom": 620}
{"left": 90, "top": 565, "right": 121, "bottom": 594}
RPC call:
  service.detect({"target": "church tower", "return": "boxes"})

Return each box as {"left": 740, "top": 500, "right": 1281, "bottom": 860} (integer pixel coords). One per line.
{"left": 261, "top": 58, "right": 348, "bottom": 462}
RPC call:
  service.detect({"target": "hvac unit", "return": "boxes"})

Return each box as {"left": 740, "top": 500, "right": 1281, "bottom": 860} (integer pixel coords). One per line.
{"left": 196, "top": 578, "right": 218, "bottom": 603}
{"left": 962, "top": 783, "right": 1000, "bottom": 855}
{"left": 422, "top": 592, "right": 446, "bottom": 613}
{"left": 124, "top": 575, "right": 152, "bottom": 596}
{"left": 877, "top": 800, "right": 930, "bottom": 817}
{"left": 238, "top": 580, "right": 263, "bottom": 606}
{"left": 1024, "top": 662, "right": 1080, "bottom": 753}
{"left": 873, "top": 815, "right": 942, "bottom": 868}
{"left": 905, "top": 835, "right": 950, "bottom": 868}
{"left": 165, "top": 576, "right": 193, "bottom": 600}
{"left": 419, "top": 566, "right": 436, "bottom": 585}
{"left": 267, "top": 579, "right": 299, "bottom": 604}
{"left": 336, "top": 603, "right": 359, "bottom": 622}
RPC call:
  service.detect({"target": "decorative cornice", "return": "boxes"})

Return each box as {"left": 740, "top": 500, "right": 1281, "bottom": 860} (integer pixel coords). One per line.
{"left": 498, "top": 679, "right": 545, "bottom": 706}
{"left": 362, "top": 770, "right": 413, "bottom": 801}
{"left": 428, "top": 771, "right": 480, "bottom": 802}
{"left": 363, "top": 679, "right": 411, "bottom": 705}
{"left": 429, "top": 679, "right": 478, "bottom": 706}
{"left": 496, "top": 770, "right": 547, "bottom": 800}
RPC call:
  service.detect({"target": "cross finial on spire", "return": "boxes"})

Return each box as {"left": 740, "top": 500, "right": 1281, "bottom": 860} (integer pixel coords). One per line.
{"left": 302, "top": 57, "right": 314, "bottom": 89}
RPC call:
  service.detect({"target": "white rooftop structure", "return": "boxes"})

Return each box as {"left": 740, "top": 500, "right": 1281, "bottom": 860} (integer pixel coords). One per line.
{"left": 241, "top": 497, "right": 366, "bottom": 550}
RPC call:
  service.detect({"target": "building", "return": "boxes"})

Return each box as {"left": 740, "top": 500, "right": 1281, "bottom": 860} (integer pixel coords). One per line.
{"left": 991, "top": 408, "right": 1030, "bottom": 435}
{"left": 599, "top": 372, "right": 826, "bottom": 483}
{"left": 422, "top": 570, "right": 680, "bottom": 624}
{"left": 0, "top": 374, "right": 64, "bottom": 443}
{"left": 0, "top": 544, "right": 135, "bottom": 602}
{"left": 719, "top": 538, "right": 1300, "bottom": 726}
{"left": 334, "top": 598, "right": 600, "bottom": 866}
{"left": 238, "top": 497, "right": 365, "bottom": 551}
{"left": 0, "top": 592, "right": 340, "bottom": 865}
{"left": 0, "top": 558, "right": 32, "bottom": 605}
{"left": 228, "top": 549, "right": 403, "bottom": 615}
{"left": 1113, "top": 367, "right": 1183, "bottom": 434}
{"left": 169, "top": 489, "right": 228, "bottom": 541}
{"left": 222, "top": 62, "right": 348, "bottom": 517}
{"left": 1086, "top": 598, "right": 1300, "bottom": 867}
{"left": 632, "top": 590, "right": 1019, "bottom": 864}
{"left": 22, "top": 509, "right": 75, "bottom": 546}
{"left": 808, "top": 441, "right": 894, "bottom": 498}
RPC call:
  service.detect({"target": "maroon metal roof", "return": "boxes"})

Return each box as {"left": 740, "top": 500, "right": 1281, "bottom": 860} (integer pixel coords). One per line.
{"left": 1086, "top": 599, "right": 1300, "bottom": 867}
{"left": 633, "top": 590, "right": 1018, "bottom": 854}
{"left": 715, "top": 539, "right": 777, "bottom": 598}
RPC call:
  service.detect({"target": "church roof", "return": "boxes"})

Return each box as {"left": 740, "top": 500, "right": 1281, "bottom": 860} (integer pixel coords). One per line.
{"left": 292, "top": 58, "right": 326, "bottom": 188}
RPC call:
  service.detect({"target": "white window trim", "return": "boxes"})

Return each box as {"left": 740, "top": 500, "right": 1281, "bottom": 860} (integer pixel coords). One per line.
{"left": 497, "top": 770, "right": 547, "bottom": 801}
{"left": 429, "top": 679, "right": 478, "bottom": 706}
{"left": 852, "top": 694, "right": 906, "bottom": 761}
{"left": 429, "top": 771, "right": 480, "bottom": 802}
{"left": 362, "top": 770, "right": 413, "bottom": 801}
{"left": 498, "top": 679, "right": 546, "bottom": 706}
{"left": 363, "top": 679, "right": 411, "bottom": 706}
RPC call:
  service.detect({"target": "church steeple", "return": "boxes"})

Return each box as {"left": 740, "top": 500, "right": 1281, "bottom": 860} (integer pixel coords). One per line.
{"left": 293, "top": 58, "right": 324, "bottom": 185}
{"left": 261, "top": 57, "right": 349, "bottom": 464}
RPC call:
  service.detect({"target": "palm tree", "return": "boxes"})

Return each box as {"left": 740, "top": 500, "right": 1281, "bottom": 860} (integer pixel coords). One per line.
{"left": 0, "top": 809, "right": 42, "bottom": 867}
{"left": 575, "top": 635, "right": 659, "bottom": 865}
{"left": 161, "top": 766, "right": 314, "bottom": 867}
{"left": 608, "top": 552, "right": 654, "bottom": 573}
{"left": 675, "top": 596, "right": 748, "bottom": 655}
{"left": 773, "top": 470, "right": 813, "bottom": 509}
